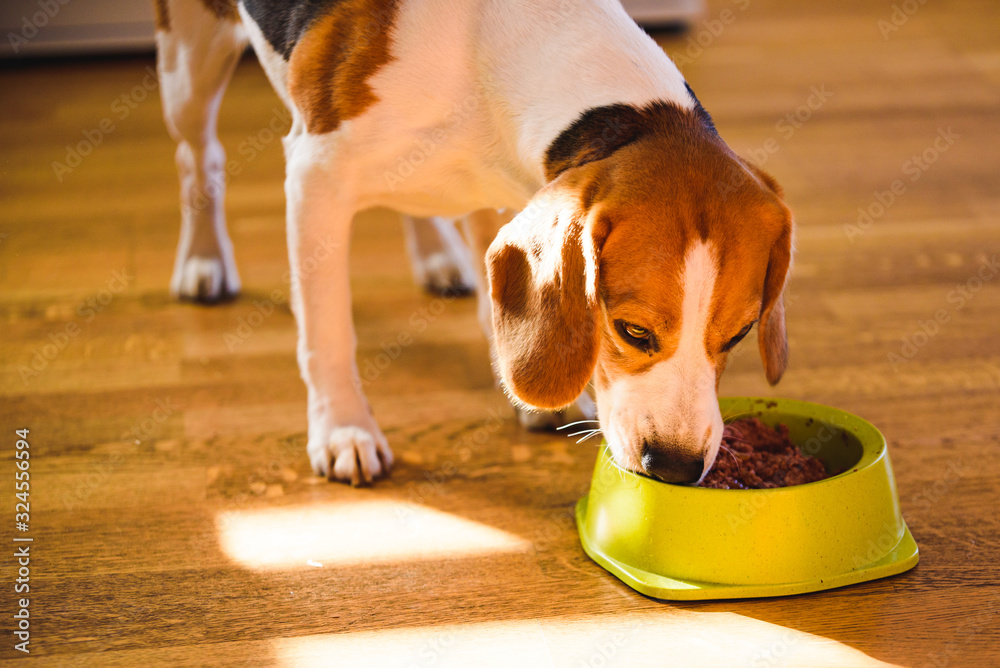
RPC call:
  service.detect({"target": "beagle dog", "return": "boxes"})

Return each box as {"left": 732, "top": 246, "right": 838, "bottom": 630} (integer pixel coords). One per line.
{"left": 154, "top": 0, "right": 793, "bottom": 485}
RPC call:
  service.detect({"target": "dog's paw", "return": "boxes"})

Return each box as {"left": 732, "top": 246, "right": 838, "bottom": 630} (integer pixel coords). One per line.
{"left": 307, "top": 425, "right": 394, "bottom": 486}
{"left": 404, "top": 216, "right": 477, "bottom": 297}
{"left": 418, "top": 251, "right": 475, "bottom": 296}
{"left": 171, "top": 256, "right": 240, "bottom": 303}
{"left": 517, "top": 392, "right": 598, "bottom": 431}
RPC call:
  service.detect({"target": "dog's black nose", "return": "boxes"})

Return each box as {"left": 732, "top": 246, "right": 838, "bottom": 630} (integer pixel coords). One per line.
{"left": 641, "top": 443, "right": 704, "bottom": 483}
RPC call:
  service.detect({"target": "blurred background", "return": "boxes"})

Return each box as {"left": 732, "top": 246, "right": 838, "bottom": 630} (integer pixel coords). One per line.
{"left": 0, "top": 0, "right": 701, "bottom": 56}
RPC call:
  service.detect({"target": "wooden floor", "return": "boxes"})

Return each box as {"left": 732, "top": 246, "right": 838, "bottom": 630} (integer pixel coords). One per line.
{"left": 2, "top": 0, "right": 999, "bottom": 665}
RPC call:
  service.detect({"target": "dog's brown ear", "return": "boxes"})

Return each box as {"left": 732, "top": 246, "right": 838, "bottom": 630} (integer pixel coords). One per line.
{"left": 759, "top": 272, "right": 788, "bottom": 386}
{"left": 486, "top": 174, "right": 605, "bottom": 409}
{"left": 743, "top": 161, "right": 793, "bottom": 386}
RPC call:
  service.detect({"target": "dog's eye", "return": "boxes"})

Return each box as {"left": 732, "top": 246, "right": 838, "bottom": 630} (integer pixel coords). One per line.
{"left": 615, "top": 320, "right": 657, "bottom": 352}
{"left": 721, "top": 322, "right": 755, "bottom": 353}
{"left": 624, "top": 323, "right": 649, "bottom": 340}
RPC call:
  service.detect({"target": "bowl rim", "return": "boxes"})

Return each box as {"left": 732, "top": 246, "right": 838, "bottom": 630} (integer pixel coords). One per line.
{"left": 596, "top": 396, "right": 887, "bottom": 493}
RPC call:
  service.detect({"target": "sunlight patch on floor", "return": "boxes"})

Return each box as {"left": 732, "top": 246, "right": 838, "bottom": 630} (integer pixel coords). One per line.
{"left": 215, "top": 500, "right": 532, "bottom": 570}
{"left": 272, "top": 611, "right": 902, "bottom": 668}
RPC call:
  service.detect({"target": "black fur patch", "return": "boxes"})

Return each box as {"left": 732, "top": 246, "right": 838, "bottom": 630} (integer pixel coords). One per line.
{"left": 684, "top": 82, "right": 718, "bottom": 136}
{"left": 241, "top": 0, "right": 340, "bottom": 59}
{"left": 543, "top": 98, "right": 719, "bottom": 182}
{"left": 543, "top": 104, "right": 650, "bottom": 182}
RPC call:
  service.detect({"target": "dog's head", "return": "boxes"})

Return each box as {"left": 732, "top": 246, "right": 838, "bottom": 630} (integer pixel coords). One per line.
{"left": 486, "top": 102, "right": 793, "bottom": 483}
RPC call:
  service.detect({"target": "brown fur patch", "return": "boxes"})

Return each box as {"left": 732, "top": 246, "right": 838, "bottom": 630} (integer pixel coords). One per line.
{"left": 288, "top": 0, "right": 399, "bottom": 135}
{"left": 544, "top": 104, "right": 651, "bottom": 182}
{"left": 154, "top": 0, "right": 170, "bottom": 30}
{"left": 544, "top": 101, "right": 718, "bottom": 183}
{"left": 199, "top": 0, "right": 239, "bottom": 22}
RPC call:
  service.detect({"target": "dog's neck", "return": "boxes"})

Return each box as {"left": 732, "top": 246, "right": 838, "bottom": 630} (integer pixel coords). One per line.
{"left": 477, "top": 0, "right": 694, "bottom": 190}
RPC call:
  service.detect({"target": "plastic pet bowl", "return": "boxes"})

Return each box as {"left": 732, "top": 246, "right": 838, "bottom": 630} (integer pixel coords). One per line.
{"left": 575, "top": 397, "right": 918, "bottom": 600}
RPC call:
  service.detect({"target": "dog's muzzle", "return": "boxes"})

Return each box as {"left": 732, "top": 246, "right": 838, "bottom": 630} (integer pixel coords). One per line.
{"left": 640, "top": 442, "right": 706, "bottom": 484}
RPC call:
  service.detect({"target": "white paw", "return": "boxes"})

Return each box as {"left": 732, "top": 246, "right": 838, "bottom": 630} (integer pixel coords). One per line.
{"left": 517, "top": 392, "right": 598, "bottom": 431}
{"left": 308, "top": 425, "right": 394, "bottom": 486}
{"left": 418, "top": 251, "right": 475, "bottom": 296}
{"left": 171, "top": 256, "right": 240, "bottom": 303}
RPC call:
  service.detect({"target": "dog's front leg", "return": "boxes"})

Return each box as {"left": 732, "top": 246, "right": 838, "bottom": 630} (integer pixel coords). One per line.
{"left": 284, "top": 140, "right": 392, "bottom": 485}
{"left": 462, "top": 209, "right": 597, "bottom": 430}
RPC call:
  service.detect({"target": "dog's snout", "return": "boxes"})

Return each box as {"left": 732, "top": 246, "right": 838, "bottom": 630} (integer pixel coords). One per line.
{"left": 640, "top": 442, "right": 704, "bottom": 484}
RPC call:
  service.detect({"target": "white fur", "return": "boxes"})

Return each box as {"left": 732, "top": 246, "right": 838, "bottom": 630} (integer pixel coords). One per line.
{"left": 597, "top": 241, "right": 724, "bottom": 481}
{"left": 475, "top": 0, "right": 693, "bottom": 182}
{"left": 157, "top": 0, "right": 247, "bottom": 302}
{"left": 166, "top": 0, "right": 696, "bottom": 482}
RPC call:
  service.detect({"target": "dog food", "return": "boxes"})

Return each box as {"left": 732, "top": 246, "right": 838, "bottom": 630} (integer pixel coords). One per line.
{"left": 700, "top": 417, "right": 828, "bottom": 489}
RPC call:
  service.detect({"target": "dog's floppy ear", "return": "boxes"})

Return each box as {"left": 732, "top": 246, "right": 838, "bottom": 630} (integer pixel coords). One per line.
{"left": 759, "top": 222, "right": 791, "bottom": 385}
{"left": 486, "top": 174, "right": 605, "bottom": 409}
{"left": 742, "top": 160, "right": 793, "bottom": 386}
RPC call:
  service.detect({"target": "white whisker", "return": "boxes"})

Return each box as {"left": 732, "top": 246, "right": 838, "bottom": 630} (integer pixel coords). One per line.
{"left": 556, "top": 420, "right": 601, "bottom": 431}
{"left": 718, "top": 443, "right": 742, "bottom": 475}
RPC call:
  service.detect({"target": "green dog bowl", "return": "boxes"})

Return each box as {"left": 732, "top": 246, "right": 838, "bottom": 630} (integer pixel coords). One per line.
{"left": 575, "top": 397, "right": 918, "bottom": 600}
